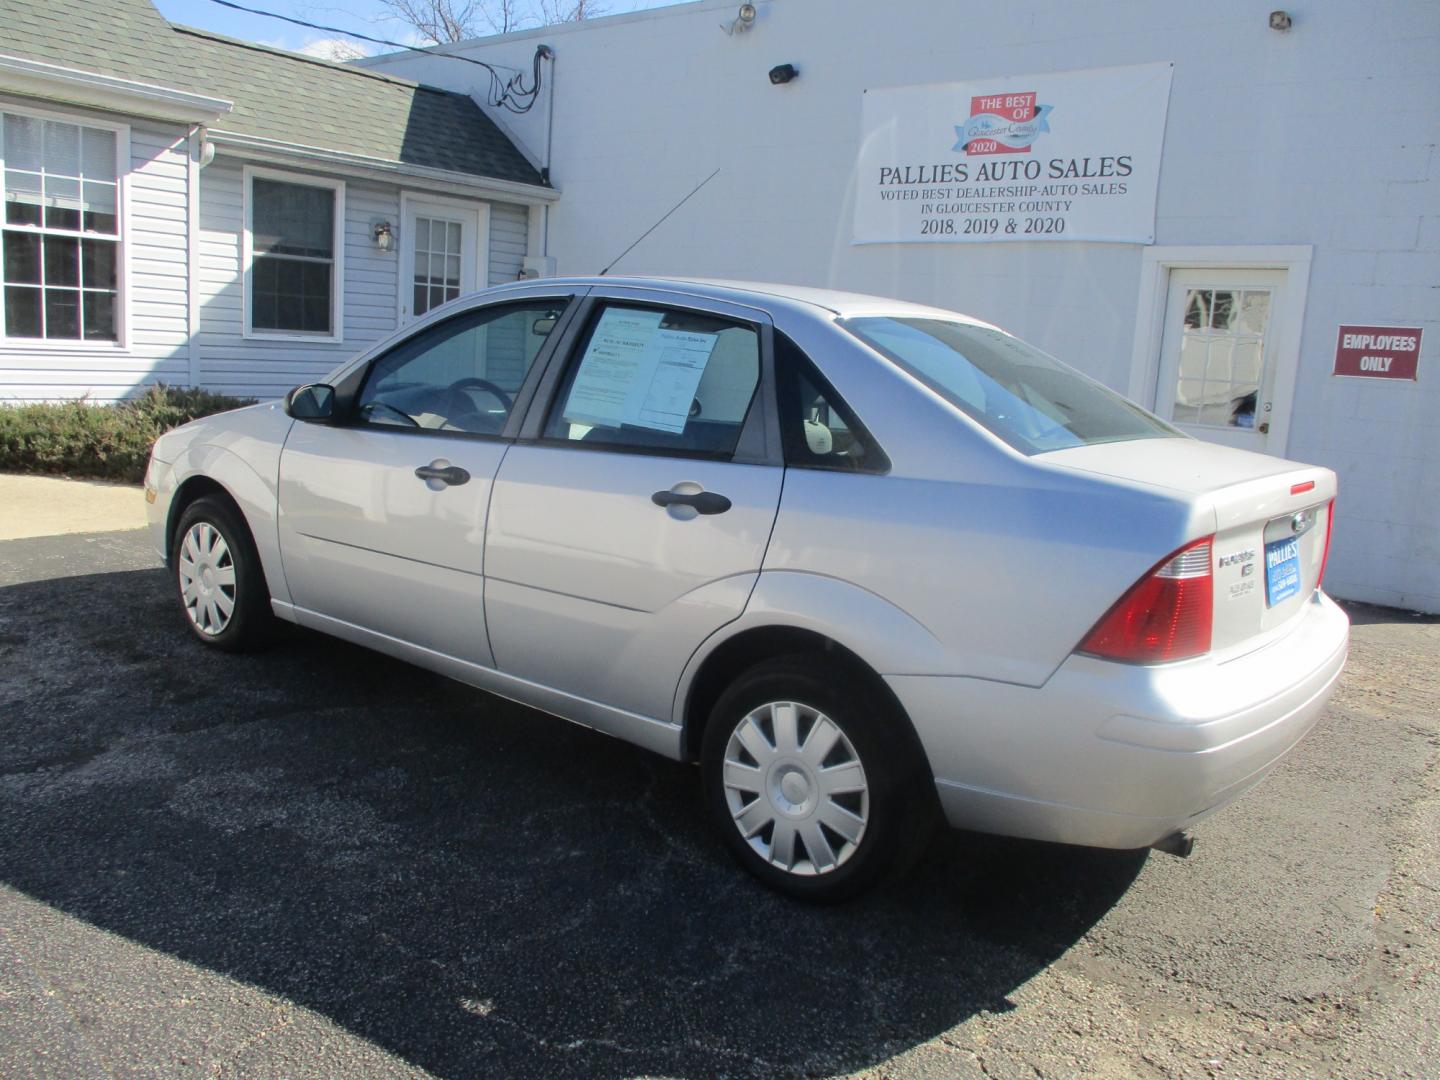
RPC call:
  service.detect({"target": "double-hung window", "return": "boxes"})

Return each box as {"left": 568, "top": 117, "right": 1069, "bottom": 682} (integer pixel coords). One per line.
{"left": 2, "top": 111, "right": 123, "bottom": 343}
{"left": 245, "top": 169, "right": 344, "bottom": 339}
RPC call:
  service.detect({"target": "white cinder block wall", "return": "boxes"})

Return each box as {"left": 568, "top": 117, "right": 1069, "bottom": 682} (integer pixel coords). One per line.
{"left": 362, "top": 0, "right": 1440, "bottom": 612}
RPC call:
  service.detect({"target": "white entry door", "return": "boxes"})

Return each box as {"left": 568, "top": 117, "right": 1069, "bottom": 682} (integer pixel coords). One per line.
{"left": 1154, "top": 267, "right": 1292, "bottom": 453}
{"left": 400, "top": 197, "right": 486, "bottom": 322}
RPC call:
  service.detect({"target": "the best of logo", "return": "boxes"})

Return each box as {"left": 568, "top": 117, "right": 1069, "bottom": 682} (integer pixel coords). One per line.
{"left": 954, "top": 92, "right": 1053, "bottom": 155}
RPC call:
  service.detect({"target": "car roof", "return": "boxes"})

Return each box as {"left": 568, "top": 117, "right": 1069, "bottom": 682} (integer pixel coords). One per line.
{"left": 486, "top": 275, "right": 999, "bottom": 328}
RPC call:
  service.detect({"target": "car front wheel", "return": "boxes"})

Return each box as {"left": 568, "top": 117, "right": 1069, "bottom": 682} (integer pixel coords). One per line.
{"left": 172, "top": 495, "right": 273, "bottom": 652}
{"left": 701, "top": 655, "right": 932, "bottom": 901}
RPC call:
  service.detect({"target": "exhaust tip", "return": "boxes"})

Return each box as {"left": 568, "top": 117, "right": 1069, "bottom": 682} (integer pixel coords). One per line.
{"left": 1151, "top": 831, "right": 1195, "bottom": 858}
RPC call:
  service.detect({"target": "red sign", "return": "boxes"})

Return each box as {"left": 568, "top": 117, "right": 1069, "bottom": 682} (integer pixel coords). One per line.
{"left": 966, "top": 91, "right": 1037, "bottom": 155}
{"left": 1333, "top": 325, "right": 1423, "bottom": 380}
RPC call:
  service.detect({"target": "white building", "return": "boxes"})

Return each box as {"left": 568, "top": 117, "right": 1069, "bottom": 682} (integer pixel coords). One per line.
{"left": 361, "top": 0, "right": 1439, "bottom": 612}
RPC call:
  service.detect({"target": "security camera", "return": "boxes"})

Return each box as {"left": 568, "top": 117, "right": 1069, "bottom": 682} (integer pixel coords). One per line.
{"left": 768, "top": 63, "right": 798, "bottom": 85}
{"left": 1269, "top": 10, "right": 1292, "bottom": 30}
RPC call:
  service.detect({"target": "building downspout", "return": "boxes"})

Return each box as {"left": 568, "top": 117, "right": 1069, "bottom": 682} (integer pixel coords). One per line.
{"left": 541, "top": 45, "right": 555, "bottom": 259}
{"left": 523, "top": 48, "right": 557, "bottom": 277}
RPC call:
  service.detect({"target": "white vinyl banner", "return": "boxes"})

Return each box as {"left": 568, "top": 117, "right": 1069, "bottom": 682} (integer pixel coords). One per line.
{"left": 853, "top": 63, "right": 1173, "bottom": 245}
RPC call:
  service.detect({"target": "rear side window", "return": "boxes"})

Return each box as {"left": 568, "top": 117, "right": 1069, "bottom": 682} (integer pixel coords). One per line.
{"left": 843, "top": 316, "right": 1180, "bottom": 455}
{"left": 543, "top": 304, "right": 760, "bottom": 457}
{"left": 775, "top": 332, "right": 888, "bottom": 474}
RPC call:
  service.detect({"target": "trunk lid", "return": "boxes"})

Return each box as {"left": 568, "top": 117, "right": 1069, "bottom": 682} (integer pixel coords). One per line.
{"left": 1041, "top": 438, "right": 1336, "bottom": 654}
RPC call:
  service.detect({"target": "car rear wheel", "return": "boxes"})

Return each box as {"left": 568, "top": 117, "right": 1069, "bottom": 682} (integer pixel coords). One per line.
{"left": 172, "top": 496, "right": 273, "bottom": 652}
{"left": 701, "top": 654, "right": 932, "bottom": 901}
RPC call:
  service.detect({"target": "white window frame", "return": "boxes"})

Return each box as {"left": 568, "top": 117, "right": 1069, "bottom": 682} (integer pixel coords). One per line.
{"left": 242, "top": 164, "right": 345, "bottom": 343}
{"left": 1128, "top": 245, "right": 1312, "bottom": 457}
{"left": 0, "top": 102, "right": 130, "bottom": 351}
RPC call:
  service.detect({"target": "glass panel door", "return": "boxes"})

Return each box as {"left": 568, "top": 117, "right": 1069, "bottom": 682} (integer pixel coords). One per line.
{"left": 400, "top": 198, "right": 482, "bottom": 323}
{"left": 411, "top": 216, "right": 462, "bottom": 317}
{"left": 1170, "top": 286, "right": 1271, "bottom": 430}
{"left": 1155, "top": 268, "right": 1287, "bottom": 453}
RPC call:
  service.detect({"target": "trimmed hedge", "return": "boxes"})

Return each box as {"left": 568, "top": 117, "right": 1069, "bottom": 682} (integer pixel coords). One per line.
{"left": 0, "top": 384, "right": 256, "bottom": 484}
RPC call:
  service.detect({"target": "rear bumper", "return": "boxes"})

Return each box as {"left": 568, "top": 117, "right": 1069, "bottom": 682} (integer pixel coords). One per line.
{"left": 887, "top": 591, "right": 1349, "bottom": 849}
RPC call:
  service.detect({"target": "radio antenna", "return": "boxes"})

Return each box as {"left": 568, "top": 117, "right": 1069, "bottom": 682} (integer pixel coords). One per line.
{"left": 598, "top": 168, "right": 721, "bottom": 276}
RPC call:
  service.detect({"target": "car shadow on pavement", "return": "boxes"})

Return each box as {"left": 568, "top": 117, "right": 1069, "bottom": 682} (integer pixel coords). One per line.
{"left": 0, "top": 563, "right": 1146, "bottom": 1079}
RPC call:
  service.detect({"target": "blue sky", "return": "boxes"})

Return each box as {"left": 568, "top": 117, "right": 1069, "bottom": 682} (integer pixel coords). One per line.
{"left": 152, "top": 0, "right": 680, "bottom": 57}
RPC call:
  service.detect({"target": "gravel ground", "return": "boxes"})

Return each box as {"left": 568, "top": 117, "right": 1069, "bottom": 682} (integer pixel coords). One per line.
{"left": 0, "top": 527, "right": 1435, "bottom": 1079}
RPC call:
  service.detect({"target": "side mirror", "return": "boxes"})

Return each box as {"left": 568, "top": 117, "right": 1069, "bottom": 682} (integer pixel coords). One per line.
{"left": 284, "top": 383, "right": 336, "bottom": 421}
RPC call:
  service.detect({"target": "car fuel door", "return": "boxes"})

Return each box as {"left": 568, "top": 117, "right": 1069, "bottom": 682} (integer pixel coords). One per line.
{"left": 484, "top": 290, "right": 783, "bottom": 725}
{"left": 277, "top": 295, "right": 577, "bottom": 666}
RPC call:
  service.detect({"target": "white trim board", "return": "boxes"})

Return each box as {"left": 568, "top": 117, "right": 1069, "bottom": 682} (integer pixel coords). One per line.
{"left": 1128, "top": 245, "right": 1313, "bottom": 458}
{"left": 0, "top": 53, "right": 232, "bottom": 124}
{"left": 186, "top": 125, "right": 203, "bottom": 386}
{"left": 209, "top": 131, "right": 558, "bottom": 205}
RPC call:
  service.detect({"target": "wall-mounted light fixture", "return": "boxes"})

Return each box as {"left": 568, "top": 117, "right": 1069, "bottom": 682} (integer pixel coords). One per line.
{"left": 721, "top": 3, "right": 757, "bottom": 36}
{"left": 373, "top": 222, "right": 394, "bottom": 251}
{"left": 769, "top": 63, "right": 798, "bottom": 85}
{"left": 1269, "top": 10, "right": 1292, "bottom": 31}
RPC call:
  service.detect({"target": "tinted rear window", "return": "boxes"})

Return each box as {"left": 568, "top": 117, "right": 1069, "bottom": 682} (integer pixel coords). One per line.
{"left": 843, "top": 316, "right": 1181, "bottom": 455}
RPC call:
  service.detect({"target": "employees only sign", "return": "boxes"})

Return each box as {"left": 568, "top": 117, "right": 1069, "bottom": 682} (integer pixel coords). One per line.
{"left": 854, "top": 63, "right": 1174, "bottom": 245}
{"left": 1333, "top": 325, "right": 1423, "bottom": 379}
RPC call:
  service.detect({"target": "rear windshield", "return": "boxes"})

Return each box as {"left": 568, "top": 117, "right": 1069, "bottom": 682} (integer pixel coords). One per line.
{"left": 842, "top": 316, "right": 1181, "bottom": 455}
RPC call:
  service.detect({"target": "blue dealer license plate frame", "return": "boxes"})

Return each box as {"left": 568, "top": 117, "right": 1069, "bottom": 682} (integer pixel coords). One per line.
{"left": 1265, "top": 535, "right": 1301, "bottom": 606}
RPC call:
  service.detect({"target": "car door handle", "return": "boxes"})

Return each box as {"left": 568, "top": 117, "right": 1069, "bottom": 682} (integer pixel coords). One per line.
{"left": 651, "top": 489, "right": 732, "bottom": 515}
{"left": 414, "top": 463, "right": 471, "bottom": 486}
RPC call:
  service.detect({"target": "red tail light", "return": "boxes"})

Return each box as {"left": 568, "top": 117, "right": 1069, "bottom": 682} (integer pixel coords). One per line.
{"left": 1316, "top": 500, "right": 1335, "bottom": 591}
{"left": 1078, "top": 537, "right": 1214, "bottom": 663}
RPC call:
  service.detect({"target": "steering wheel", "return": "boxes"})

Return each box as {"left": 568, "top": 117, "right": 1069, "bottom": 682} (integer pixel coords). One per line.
{"left": 443, "top": 377, "right": 513, "bottom": 419}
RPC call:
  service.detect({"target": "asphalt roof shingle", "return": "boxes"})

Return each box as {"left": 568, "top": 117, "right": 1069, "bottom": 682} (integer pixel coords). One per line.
{"left": 0, "top": 0, "right": 544, "bottom": 186}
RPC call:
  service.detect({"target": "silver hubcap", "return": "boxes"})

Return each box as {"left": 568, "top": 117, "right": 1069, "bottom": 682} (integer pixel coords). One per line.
{"left": 722, "top": 700, "right": 870, "bottom": 876}
{"left": 177, "top": 522, "right": 236, "bottom": 636}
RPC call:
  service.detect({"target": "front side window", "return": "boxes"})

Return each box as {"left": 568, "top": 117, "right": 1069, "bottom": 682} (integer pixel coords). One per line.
{"left": 2, "top": 113, "right": 120, "bottom": 342}
{"left": 844, "top": 316, "right": 1180, "bottom": 456}
{"left": 544, "top": 304, "right": 761, "bottom": 457}
{"left": 356, "top": 300, "right": 567, "bottom": 435}
{"left": 248, "top": 173, "right": 341, "bottom": 336}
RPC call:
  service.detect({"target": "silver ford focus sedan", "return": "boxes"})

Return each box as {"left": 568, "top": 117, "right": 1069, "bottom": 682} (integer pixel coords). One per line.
{"left": 145, "top": 278, "right": 1348, "bottom": 901}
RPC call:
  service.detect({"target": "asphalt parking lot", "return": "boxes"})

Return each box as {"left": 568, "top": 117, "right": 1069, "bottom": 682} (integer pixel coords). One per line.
{"left": 1, "top": 523, "right": 1436, "bottom": 1079}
